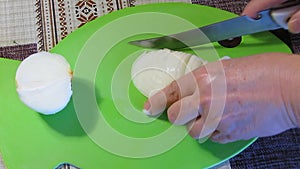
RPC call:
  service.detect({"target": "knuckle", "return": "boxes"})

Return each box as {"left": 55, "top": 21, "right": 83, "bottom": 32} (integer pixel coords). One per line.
{"left": 201, "top": 96, "right": 210, "bottom": 105}
{"left": 165, "top": 81, "right": 180, "bottom": 103}
{"left": 200, "top": 96, "right": 211, "bottom": 111}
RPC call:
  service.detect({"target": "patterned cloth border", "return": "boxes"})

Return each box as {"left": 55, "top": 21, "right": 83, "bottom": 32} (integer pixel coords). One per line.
{"left": 35, "top": 0, "right": 190, "bottom": 51}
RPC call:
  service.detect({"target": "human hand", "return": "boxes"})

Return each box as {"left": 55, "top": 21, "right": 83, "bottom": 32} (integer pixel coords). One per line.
{"left": 242, "top": 0, "right": 300, "bottom": 33}
{"left": 143, "top": 53, "right": 300, "bottom": 143}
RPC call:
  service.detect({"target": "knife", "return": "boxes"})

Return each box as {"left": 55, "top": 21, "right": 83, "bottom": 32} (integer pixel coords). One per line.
{"left": 129, "top": 0, "right": 300, "bottom": 49}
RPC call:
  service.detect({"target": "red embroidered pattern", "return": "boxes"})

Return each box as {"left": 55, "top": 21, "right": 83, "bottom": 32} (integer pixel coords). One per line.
{"left": 58, "top": 0, "right": 68, "bottom": 39}
{"left": 75, "top": 0, "right": 98, "bottom": 27}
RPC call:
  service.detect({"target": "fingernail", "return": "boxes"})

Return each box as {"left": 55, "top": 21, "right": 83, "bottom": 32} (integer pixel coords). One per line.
{"left": 289, "top": 18, "right": 300, "bottom": 34}
{"left": 198, "top": 134, "right": 211, "bottom": 144}
{"left": 143, "top": 109, "right": 151, "bottom": 115}
{"left": 143, "top": 101, "right": 151, "bottom": 115}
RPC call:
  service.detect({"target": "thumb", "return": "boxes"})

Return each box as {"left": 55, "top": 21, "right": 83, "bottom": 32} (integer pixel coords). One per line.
{"left": 288, "top": 10, "right": 300, "bottom": 33}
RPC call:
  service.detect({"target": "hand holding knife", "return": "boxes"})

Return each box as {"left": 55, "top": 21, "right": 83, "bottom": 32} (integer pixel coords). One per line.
{"left": 130, "top": 0, "right": 300, "bottom": 49}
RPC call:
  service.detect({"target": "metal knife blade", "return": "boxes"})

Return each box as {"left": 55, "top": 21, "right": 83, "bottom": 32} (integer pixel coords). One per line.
{"left": 129, "top": 10, "right": 281, "bottom": 49}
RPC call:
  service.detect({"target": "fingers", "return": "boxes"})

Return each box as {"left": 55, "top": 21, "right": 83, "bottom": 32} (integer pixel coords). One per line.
{"left": 210, "top": 130, "right": 249, "bottom": 144}
{"left": 166, "top": 84, "right": 211, "bottom": 125}
{"left": 188, "top": 119, "right": 234, "bottom": 144}
{"left": 242, "top": 0, "right": 286, "bottom": 18}
{"left": 186, "top": 115, "right": 217, "bottom": 139}
{"left": 243, "top": 0, "right": 300, "bottom": 33}
{"left": 144, "top": 72, "right": 198, "bottom": 116}
{"left": 210, "top": 122, "right": 237, "bottom": 143}
{"left": 167, "top": 93, "right": 201, "bottom": 125}
{"left": 288, "top": 10, "right": 300, "bottom": 33}
{"left": 211, "top": 132, "right": 235, "bottom": 144}
{"left": 186, "top": 117, "right": 205, "bottom": 139}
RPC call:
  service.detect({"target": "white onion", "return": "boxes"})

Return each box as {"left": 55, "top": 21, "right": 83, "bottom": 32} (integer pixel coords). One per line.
{"left": 16, "top": 52, "right": 73, "bottom": 115}
{"left": 131, "top": 49, "right": 207, "bottom": 97}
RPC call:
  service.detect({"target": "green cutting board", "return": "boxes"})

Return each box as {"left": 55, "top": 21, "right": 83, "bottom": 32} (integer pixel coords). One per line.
{"left": 0, "top": 3, "right": 291, "bottom": 169}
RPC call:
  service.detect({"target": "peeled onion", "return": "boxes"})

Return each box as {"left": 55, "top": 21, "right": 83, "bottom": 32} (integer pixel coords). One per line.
{"left": 131, "top": 49, "right": 207, "bottom": 97}
{"left": 16, "top": 52, "right": 73, "bottom": 115}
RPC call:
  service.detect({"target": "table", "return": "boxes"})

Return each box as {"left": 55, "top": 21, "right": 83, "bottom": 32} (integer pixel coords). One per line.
{"left": 1, "top": 0, "right": 300, "bottom": 168}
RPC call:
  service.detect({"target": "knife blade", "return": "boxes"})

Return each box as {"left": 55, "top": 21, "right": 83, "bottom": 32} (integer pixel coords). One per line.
{"left": 129, "top": 1, "right": 300, "bottom": 49}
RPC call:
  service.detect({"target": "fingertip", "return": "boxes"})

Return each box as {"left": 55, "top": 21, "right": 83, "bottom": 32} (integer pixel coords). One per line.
{"left": 142, "top": 109, "right": 151, "bottom": 116}
{"left": 197, "top": 134, "right": 211, "bottom": 143}
{"left": 186, "top": 117, "right": 217, "bottom": 140}
{"left": 210, "top": 132, "right": 234, "bottom": 144}
{"left": 143, "top": 100, "right": 153, "bottom": 116}
{"left": 241, "top": 10, "right": 258, "bottom": 18}
{"left": 142, "top": 99, "right": 165, "bottom": 117}
{"left": 241, "top": 4, "right": 260, "bottom": 19}
{"left": 167, "top": 110, "right": 176, "bottom": 124}
{"left": 167, "top": 104, "right": 180, "bottom": 124}
{"left": 144, "top": 100, "right": 151, "bottom": 111}
{"left": 188, "top": 128, "right": 200, "bottom": 139}
{"left": 288, "top": 18, "right": 300, "bottom": 34}
{"left": 145, "top": 90, "right": 168, "bottom": 116}
{"left": 167, "top": 109, "right": 182, "bottom": 125}
{"left": 211, "top": 137, "right": 230, "bottom": 144}
{"left": 186, "top": 121, "right": 201, "bottom": 138}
